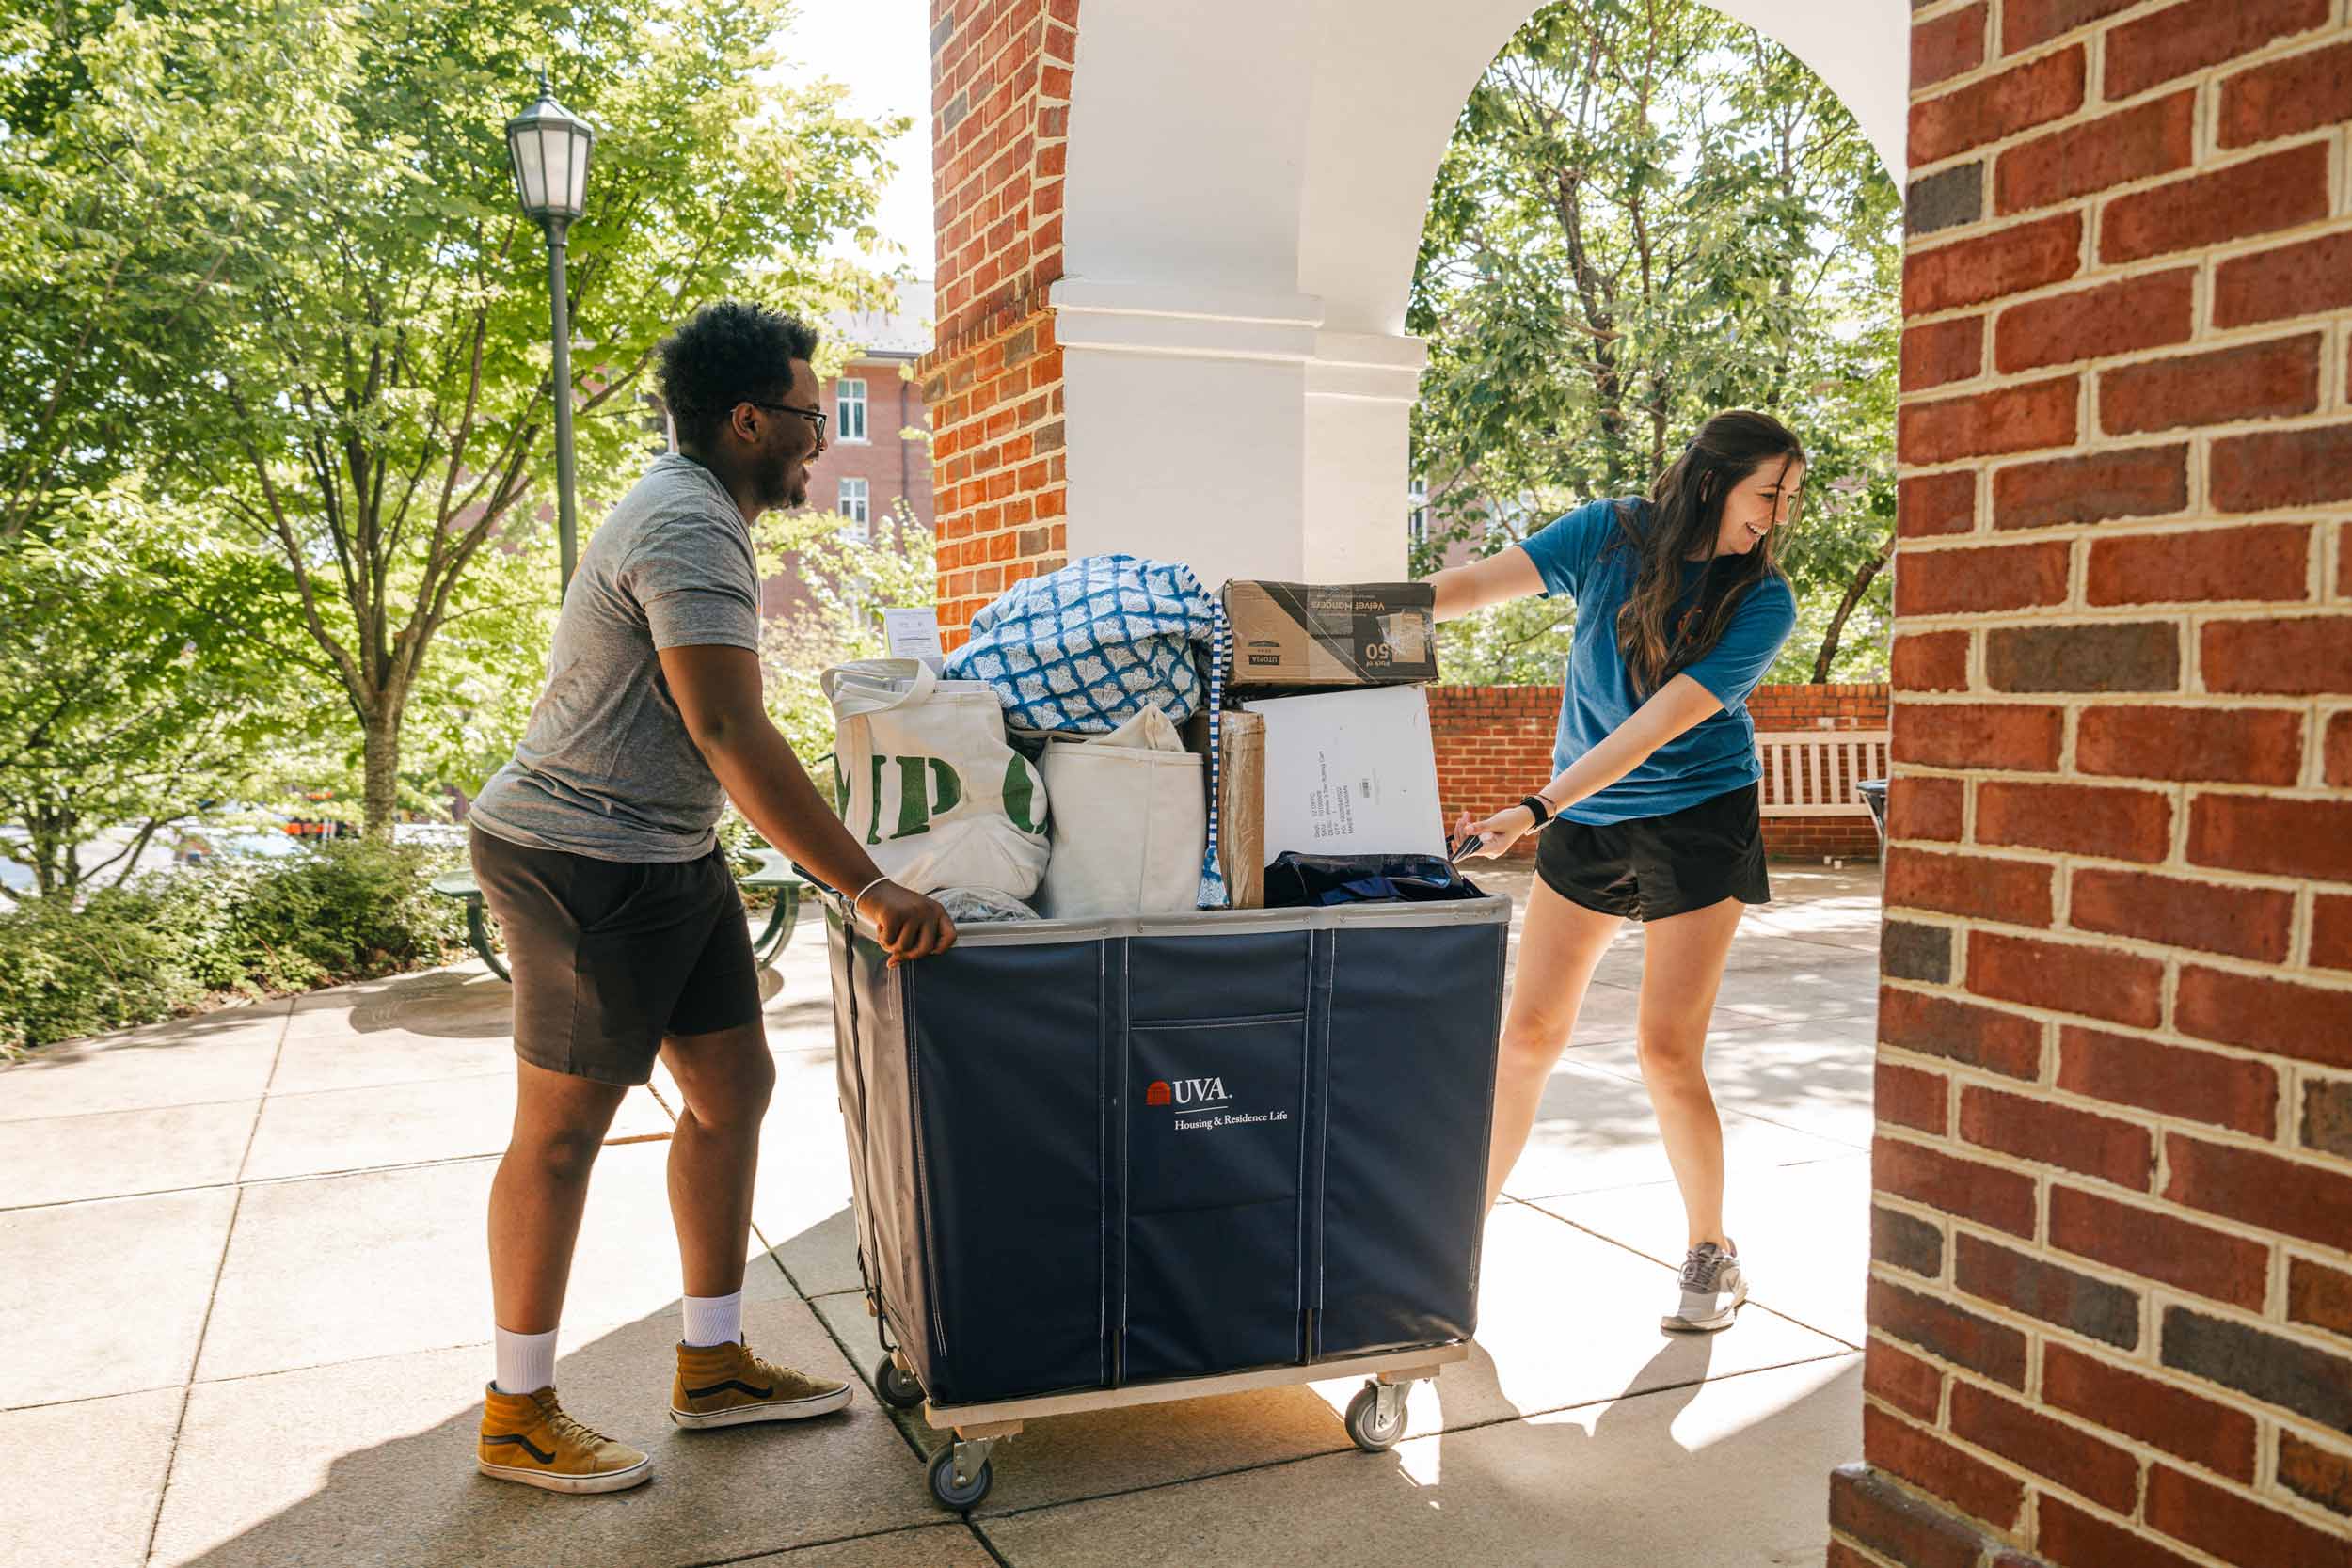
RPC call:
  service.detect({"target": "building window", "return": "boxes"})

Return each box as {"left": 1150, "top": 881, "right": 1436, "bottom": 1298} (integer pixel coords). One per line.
{"left": 838, "top": 477, "right": 869, "bottom": 538}
{"left": 836, "top": 377, "right": 868, "bottom": 443}
{"left": 1407, "top": 478, "right": 1429, "bottom": 547}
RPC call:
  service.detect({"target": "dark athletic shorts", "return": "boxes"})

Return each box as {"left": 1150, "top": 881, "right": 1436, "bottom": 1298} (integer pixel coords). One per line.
{"left": 1534, "top": 782, "right": 1770, "bottom": 923}
{"left": 469, "top": 826, "right": 762, "bottom": 1085}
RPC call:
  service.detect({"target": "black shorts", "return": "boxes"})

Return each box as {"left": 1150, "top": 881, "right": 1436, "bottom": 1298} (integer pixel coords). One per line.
{"left": 1534, "top": 783, "right": 1770, "bottom": 923}
{"left": 469, "top": 827, "right": 762, "bottom": 1085}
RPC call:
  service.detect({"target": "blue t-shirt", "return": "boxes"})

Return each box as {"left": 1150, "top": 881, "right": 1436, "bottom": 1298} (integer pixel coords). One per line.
{"left": 1518, "top": 498, "right": 1797, "bottom": 825}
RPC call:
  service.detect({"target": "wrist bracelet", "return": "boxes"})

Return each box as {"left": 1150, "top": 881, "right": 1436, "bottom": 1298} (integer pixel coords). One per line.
{"left": 1520, "top": 794, "right": 1554, "bottom": 827}
{"left": 852, "top": 875, "right": 894, "bottom": 909}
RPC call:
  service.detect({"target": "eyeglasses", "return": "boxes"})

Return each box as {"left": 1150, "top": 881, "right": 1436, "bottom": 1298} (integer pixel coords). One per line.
{"left": 750, "top": 402, "right": 827, "bottom": 444}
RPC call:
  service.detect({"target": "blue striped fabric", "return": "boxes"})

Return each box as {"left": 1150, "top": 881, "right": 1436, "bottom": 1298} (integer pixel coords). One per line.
{"left": 946, "top": 555, "right": 1230, "bottom": 908}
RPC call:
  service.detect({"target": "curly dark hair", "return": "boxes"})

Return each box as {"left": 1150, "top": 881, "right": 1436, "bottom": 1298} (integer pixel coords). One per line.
{"left": 656, "top": 301, "right": 820, "bottom": 448}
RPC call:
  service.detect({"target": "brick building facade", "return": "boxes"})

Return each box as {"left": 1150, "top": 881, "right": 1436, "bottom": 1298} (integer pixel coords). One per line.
{"left": 921, "top": 0, "right": 1073, "bottom": 650}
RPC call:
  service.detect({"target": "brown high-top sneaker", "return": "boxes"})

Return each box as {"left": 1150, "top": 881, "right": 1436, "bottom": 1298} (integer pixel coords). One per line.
{"left": 670, "top": 1339, "right": 853, "bottom": 1429}
{"left": 477, "top": 1384, "right": 651, "bottom": 1493}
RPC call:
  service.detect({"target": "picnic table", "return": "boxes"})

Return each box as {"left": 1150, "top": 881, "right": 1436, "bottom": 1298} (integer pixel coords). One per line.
{"left": 430, "top": 847, "right": 807, "bottom": 981}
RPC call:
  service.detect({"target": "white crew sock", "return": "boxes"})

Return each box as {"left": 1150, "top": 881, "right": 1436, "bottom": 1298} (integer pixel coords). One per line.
{"left": 493, "top": 1327, "right": 559, "bottom": 1395}
{"left": 682, "top": 1290, "right": 744, "bottom": 1348}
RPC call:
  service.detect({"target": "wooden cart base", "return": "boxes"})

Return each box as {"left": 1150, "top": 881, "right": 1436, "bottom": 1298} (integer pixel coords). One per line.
{"left": 881, "top": 1341, "right": 1471, "bottom": 1509}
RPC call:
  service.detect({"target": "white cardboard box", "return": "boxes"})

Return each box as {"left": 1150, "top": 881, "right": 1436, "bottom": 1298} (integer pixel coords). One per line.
{"left": 1242, "top": 685, "right": 1446, "bottom": 860}
{"left": 882, "top": 606, "right": 945, "bottom": 672}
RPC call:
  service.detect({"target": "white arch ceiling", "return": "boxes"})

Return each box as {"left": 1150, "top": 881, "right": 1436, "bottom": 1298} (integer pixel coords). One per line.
{"left": 1051, "top": 0, "right": 1909, "bottom": 584}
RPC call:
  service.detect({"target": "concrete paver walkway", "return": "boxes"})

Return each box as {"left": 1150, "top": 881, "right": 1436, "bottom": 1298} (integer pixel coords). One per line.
{"left": 1, "top": 864, "right": 1881, "bottom": 1568}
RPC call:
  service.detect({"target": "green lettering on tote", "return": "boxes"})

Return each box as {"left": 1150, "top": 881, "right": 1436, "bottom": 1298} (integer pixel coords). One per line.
{"left": 928, "top": 757, "right": 963, "bottom": 819}
{"left": 1001, "top": 755, "right": 1046, "bottom": 835}
{"left": 880, "top": 756, "right": 965, "bottom": 842}
{"left": 892, "top": 756, "right": 930, "bottom": 840}
{"left": 865, "top": 754, "right": 886, "bottom": 845}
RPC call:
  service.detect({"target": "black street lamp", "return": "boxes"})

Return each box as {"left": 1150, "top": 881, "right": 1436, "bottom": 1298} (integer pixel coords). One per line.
{"left": 504, "top": 73, "right": 596, "bottom": 593}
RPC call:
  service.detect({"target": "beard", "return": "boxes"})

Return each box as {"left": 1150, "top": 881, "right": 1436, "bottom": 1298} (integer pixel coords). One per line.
{"left": 757, "top": 449, "right": 807, "bottom": 511}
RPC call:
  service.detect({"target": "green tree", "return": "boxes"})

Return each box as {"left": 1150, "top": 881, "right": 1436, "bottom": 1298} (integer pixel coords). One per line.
{"left": 0, "top": 0, "right": 343, "bottom": 547}
{"left": 1408, "top": 0, "right": 1899, "bottom": 685}
{"left": 246, "top": 518, "right": 562, "bottom": 826}
{"left": 142, "top": 0, "right": 902, "bottom": 833}
{"left": 0, "top": 485, "right": 302, "bottom": 898}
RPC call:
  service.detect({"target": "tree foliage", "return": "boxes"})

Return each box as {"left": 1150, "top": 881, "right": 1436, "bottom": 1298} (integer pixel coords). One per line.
{"left": 1409, "top": 0, "right": 1899, "bottom": 685}
{"left": 0, "top": 487, "right": 303, "bottom": 899}
{"left": 0, "top": 0, "right": 342, "bottom": 548}
{"left": 2, "top": 0, "right": 907, "bottom": 849}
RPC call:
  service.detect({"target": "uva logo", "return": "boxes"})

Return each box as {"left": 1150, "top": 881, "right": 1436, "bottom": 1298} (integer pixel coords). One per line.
{"left": 1146, "top": 1077, "right": 1227, "bottom": 1107}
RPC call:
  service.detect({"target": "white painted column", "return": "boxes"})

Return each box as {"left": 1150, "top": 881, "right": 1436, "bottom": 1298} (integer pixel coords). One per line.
{"left": 1053, "top": 281, "right": 1321, "bottom": 588}
{"left": 1054, "top": 282, "right": 1429, "bottom": 588}
{"left": 1303, "top": 331, "right": 1426, "bottom": 582}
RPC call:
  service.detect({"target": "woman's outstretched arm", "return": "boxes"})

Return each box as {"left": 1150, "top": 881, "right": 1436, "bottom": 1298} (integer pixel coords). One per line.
{"left": 1430, "top": 546, "right": 1546, "bottom": 622}
{"left": 1454, "top": 674, "right": 1724, "bottom": 856}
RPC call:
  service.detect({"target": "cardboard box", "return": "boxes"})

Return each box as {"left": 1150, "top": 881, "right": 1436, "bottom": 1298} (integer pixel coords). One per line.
{"left": 1184, "top": 710, "right": 1266, "bottom": 909}
{"left": 1222, "top": 580, "right": 1438, "bottom": 689}
{"left": 1242, "top": 686, "right": 1446, "bottom": 861}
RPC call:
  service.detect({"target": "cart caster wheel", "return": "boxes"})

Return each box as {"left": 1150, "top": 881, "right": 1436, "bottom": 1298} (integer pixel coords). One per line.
{"left": 928, "top": 1445, "right": 993, "bottom": 1509}
{"left": 874, "top": 1355, "right": 925, "bottom": 1411}
{"left": 1345, "top": 1382, "right": 1407, "bottom": 1452}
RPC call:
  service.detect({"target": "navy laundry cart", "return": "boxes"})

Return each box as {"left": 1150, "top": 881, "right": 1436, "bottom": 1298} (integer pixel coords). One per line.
{"left": 823, "top": 895, "right": 1509, "bottom": 1508}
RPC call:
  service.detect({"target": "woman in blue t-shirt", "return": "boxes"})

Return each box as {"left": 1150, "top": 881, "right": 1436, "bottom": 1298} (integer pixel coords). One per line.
{"left": 1439, "top": 410, "right": 1804, "bottom": 1335}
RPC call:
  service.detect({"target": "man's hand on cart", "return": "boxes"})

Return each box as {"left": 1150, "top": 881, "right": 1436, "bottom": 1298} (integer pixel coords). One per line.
{"left": 860, "top": 879, "right": 959, "bottom": 967}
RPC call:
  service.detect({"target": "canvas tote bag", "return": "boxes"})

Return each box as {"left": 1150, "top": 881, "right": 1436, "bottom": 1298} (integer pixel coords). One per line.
{"left": 823, "top": 659, "right": 1051, "bottom": 900}
{"left": 1035, "top": 706, "right": 1206, "bottom": 920}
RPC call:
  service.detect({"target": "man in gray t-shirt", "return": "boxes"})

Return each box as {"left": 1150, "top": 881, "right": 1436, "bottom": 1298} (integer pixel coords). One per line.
{"left": 467, "top": 302, "right": 954, "bottom": 1496}
{"left": 469, "top": 451, "right": 767, "bottom": 860}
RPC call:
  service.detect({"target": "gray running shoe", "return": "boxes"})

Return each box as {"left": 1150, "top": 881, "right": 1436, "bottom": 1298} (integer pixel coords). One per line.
{"left": 1661, "top": 1242, "right": 1747, "bottom": 1333}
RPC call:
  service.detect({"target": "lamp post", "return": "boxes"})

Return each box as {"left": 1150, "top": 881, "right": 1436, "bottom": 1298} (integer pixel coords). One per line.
{"left": 504, "top": 73, "right": 596, "bottom": 594}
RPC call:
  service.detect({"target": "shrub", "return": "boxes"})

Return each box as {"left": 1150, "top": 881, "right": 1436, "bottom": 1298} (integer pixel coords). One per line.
{"left": 0, "top": 839, "right": 466, "bottom": 1055}
{"left": 215, "top": 840, "right": 467, "bottom": 990}
{"left": 0, "top": 883, "right": 211, "bottom": 1053}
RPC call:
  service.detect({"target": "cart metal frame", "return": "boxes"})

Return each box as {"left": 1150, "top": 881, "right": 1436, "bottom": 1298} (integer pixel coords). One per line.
{"left": 883, "top": 1338, "right": 1470, "bottom": 1506}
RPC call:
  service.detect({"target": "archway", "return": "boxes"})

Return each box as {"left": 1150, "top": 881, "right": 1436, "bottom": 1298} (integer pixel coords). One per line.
{"left": 920, "top": 0, "right": 1904, "bottom": 628}
{"left": 1051, "top": 0, "right": 1904, "bottom": 588}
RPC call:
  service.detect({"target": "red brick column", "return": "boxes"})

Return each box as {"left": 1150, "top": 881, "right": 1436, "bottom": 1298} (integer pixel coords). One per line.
{"left": 921, "top": 0, "right": 1075, "bottom": 648}
{"left": 1430, "top": 683, "right": 1890, "bottom": 860}
{"left": 1837, "top": 4, "right": 2352, "bottom": 1564}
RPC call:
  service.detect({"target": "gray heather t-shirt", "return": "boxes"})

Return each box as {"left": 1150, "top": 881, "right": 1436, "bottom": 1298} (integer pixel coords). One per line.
{"left": 469, "top": 453, "right": 759, "bottom": 863}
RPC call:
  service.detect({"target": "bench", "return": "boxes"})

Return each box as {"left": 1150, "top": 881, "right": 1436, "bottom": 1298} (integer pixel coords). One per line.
{"left": 1755, "top": 729, "right": 1890, "bottom": 817}
{"left": 430, "top": 847, "right": 807, "bottom": 982}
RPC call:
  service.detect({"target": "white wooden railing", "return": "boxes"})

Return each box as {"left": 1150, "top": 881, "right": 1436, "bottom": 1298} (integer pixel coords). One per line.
{"left": 1756, "top": 729, "right": 1889, "bottom": 817}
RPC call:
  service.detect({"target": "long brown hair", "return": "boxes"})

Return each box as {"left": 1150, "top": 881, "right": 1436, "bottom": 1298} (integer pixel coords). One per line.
{"left": 1608, "top": 410, "right": 1804, "bottom": 694}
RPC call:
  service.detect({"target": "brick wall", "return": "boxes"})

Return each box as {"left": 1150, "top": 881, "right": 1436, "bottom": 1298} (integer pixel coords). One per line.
{"left": 1838, "top": 4, "right": 2352, "bottom": 1565}
{"left": 1429, "top": 683, "right": 1891, "bottom": 862}
{"left": 922, "top": 0, "right": 1075, "bottom": 648}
